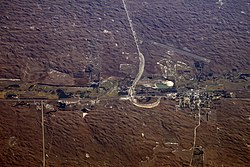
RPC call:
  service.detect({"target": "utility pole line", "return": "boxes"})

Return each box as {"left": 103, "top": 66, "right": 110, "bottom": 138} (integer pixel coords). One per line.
{"left": 41, "top": 100, "right": 45, "bottom": 167}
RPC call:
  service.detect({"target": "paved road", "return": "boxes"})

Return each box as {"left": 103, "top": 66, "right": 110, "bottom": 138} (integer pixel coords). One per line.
{"left": 122, "top": 0, "right": 161, "bottom": 108}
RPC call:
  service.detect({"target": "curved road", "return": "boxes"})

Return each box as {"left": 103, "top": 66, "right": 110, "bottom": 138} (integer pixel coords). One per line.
{"left": 121, "top": 0, "right": 161, "bottom": 109}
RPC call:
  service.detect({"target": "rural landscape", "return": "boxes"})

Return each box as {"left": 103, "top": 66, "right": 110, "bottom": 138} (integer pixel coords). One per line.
{"left": 0, "top": 0, "right": 250, "bottom": 167}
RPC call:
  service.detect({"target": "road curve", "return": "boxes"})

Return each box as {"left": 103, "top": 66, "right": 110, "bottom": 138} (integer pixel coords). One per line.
{"left": 122, "top": 0, "right": 161, "bottom": 109}
{"left": 131, "top": 97, "right": 162, "bottom": 108}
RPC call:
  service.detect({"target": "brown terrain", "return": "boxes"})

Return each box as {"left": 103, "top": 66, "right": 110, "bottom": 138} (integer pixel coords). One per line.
{"left": 0, "top": 0, "right": 250, "bottom": 167}
{"left": 0, "top": 99, "right": 250, "bottom": 167}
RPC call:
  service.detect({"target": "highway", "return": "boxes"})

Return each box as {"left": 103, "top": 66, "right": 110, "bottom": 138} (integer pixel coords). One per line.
{"left": 0, "top": 97, "right": 120, "bottom": 103}
{"left": 122, "top": 0, "right": 161, "bottom": 108}
{"left": 1, "top": 96, "right": 249, "bottom": 103}
{"left": 131, "top": 97, "right": 161, "bottom": 109}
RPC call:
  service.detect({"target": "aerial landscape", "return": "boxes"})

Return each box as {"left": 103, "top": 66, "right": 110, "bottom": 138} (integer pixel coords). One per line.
{"left": 0, "top": 0, "right": 250, "bottom": 167}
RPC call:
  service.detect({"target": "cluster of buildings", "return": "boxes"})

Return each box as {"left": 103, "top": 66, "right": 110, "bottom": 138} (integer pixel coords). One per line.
{"left": 0, "top": 59, "right": 249, "bottom": 115}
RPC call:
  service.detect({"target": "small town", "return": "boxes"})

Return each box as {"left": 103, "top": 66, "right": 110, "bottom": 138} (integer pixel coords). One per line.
{"left": 0, "top": 61, "right": 249, "bottom": 114}
{"left": 1, "top": 0, "right": 249, "bottom": 166}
